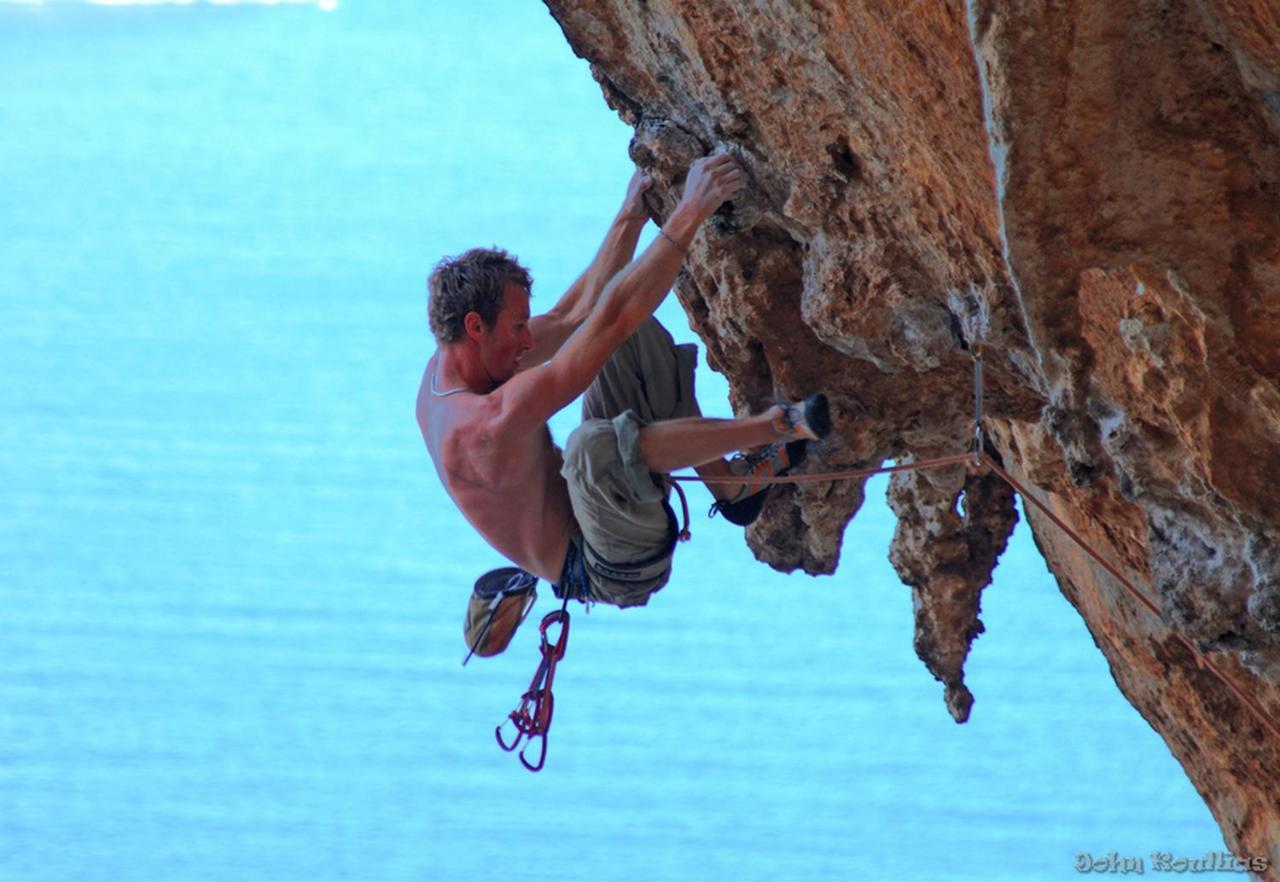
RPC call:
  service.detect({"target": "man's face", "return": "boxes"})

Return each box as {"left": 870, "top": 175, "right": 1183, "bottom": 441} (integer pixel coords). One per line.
{"left": 476, "top": 282, "right": 533, "bottom": 385}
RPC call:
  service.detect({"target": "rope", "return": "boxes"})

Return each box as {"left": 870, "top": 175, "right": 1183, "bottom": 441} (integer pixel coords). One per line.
{"left": 981, "top": 452, "right": 1280, "bottom": 743}
{"left": 979, "top": 454, "right": 1163, "bottom": 620}
{"left": 971, "top": 344, "right": 985, "bottom": 466}
{"left": 668, "top": 451, "right": 976, "bottom": 486}
{"left": 664, "top": 417, "right": 1280, "bottom": 743}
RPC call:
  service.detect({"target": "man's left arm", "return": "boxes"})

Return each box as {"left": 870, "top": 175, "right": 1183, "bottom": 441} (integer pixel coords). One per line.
{"left": 520, "top": 169, "right": 652, "bottom": 367}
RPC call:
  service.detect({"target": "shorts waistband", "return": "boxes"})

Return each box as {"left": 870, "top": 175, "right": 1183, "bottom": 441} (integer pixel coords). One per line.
{"left": 579, "top": 532, "right": 674, "bottom": 584}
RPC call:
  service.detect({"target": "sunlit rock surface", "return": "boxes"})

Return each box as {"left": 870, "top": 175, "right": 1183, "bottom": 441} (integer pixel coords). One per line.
{"left": 544, "top": 0, "right": 1280, "bottom": 867}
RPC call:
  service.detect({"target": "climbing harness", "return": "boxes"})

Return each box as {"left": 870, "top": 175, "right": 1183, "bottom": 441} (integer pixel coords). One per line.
{"left": 480, "top": 337, "right": 1280, "bottom": 772}
{"left": 495, "top": 597, "right": 571, "bottom": 772}
{"left": 580, "top": 481, "right": 691, "bottom": 585}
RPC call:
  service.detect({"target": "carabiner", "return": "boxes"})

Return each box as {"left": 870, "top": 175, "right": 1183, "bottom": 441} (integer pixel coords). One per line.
{"left": 539, "top": 609, "right": 570, "bottom": 661}
{"left": 519, "top": 732, "right": 548, "bottom": 772}
{"left": 531, "top": 688, "right": 554, "bottom": 734}
{"left": 492, "top": 605, "right": 572, "bottom": 772}
{"left": 496, "top": 712, "right": 526, "bottom": 752}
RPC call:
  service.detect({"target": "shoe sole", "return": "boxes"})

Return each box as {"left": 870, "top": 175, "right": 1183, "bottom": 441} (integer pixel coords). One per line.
{"left": 804, "top": 393, "right": 831, "bottom": 440}
{"left": 712, "top": 492, "right": 767, "bottom": 526}
{"left": 784, "top": 438, "right": 809, "bottom": 469}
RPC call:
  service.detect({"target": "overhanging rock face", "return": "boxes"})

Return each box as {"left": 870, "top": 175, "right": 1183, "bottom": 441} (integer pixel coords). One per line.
{"left": 543, "top": 0, "right": 1280, "bottom": 866}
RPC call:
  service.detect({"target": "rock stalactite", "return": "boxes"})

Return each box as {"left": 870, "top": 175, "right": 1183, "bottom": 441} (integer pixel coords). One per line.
{"left": 544, "top": 0, "right": 1280, "bottom": 867}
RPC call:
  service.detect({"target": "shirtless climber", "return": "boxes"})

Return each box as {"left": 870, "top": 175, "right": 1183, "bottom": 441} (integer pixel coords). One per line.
{"left": 416, "top": 155, "right": 830, "bottom": 648}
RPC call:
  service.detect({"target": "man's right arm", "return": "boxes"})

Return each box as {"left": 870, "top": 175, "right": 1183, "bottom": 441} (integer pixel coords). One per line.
{"left": 494, "top": 154, "right": 748, "bottom": 430}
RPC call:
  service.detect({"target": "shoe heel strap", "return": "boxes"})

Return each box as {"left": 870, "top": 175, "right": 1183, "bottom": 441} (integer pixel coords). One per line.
{"left": 772, "top": 405, "right": 797, "bottom": 436}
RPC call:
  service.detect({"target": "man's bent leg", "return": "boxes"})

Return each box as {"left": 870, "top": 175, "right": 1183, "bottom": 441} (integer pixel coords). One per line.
{"left": 582, "top": 317, "right": 700, "bottom": 424}
{"left": 637, "top": 412, "right": 784, "bottom": 476}
{"left": 577, "top": 317, "right": 829, "bottom": 520}
{"left": 641, "top": 395, "right": 832, "bottom": 526}
{"left": 583, "top": 318, "right": 744, "bottom": 500}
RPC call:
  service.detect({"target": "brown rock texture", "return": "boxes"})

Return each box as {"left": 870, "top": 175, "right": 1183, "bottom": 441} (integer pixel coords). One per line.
{"left": 543, "top": 0, "right": 1280, "bottom": 868}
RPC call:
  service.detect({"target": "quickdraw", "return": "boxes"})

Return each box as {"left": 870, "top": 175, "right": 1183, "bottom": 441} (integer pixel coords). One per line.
{"left": 971, "top": 343, "right": 985, "bottom": 465}
{"left": 495, "top": 602, "right": 570, "bottom": 772}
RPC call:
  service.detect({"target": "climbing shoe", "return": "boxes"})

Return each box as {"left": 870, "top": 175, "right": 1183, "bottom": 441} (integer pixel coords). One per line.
{"left": 708, "top": 440, "right": 808, "bottom": 526}
{"left": 708, "top": 394, "right": 831, "bottom": 527}
{"left": 772, "top": 392, "right": 831, "bottom": 441}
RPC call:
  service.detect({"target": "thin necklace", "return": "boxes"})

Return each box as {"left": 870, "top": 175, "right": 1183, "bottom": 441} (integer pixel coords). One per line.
{"left": 430, "top": 362, "right": 470, "bottom": 397}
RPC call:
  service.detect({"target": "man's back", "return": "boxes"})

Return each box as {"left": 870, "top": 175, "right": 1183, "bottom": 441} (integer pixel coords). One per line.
{"left": 416, "top": 355, "right": 576, "bottom": 583}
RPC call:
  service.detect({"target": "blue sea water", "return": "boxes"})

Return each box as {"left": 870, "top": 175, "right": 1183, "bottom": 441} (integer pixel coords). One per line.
{"left": 0, "top": 1, "right": 1234, "bottom": 880}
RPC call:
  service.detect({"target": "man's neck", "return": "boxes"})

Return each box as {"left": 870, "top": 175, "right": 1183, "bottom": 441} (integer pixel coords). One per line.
{"left": 435, "top": 345, "right": 495, "bottom": 396}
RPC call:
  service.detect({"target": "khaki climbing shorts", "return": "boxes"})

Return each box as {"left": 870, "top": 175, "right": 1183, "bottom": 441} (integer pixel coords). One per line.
{"left": 556, "top": 317, "right": 701, "bottom": 608}
{"left": 561, "top": 411, "right": 679, "bottom": 607}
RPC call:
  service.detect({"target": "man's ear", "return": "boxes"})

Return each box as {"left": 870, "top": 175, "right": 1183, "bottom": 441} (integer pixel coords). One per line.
{"left": 463, "top": 311, "right": 487, "bottom": 343}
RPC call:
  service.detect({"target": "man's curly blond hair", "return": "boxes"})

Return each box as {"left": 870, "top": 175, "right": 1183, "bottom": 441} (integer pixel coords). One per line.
{"left": 427, "top": 247, "right": 533, "bottom": 343}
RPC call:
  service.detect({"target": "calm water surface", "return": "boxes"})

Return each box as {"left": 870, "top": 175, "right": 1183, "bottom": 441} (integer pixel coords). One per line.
{"left": 0, "top": 2, "right": 1230, "bottom": 880}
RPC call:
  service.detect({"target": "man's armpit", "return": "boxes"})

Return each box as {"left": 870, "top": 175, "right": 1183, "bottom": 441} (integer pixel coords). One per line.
{"left": 492, "top": 359, "right": 585, "bottom": 431}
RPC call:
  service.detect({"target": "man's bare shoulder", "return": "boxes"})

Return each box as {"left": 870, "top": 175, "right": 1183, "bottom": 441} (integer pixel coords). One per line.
{"left": 416, "top": 360, "right": 499, "bottom": 448}
{"left": 416, "top": 360, "right": 551, "bottom": 485}
{"left": 480, "top": 358, "right": 580, "bottom": 435}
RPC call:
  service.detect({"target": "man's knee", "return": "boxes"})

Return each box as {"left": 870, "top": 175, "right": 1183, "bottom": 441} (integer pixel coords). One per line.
{"left": 563, "top": 412, "right": 664, "bottom": 506}
{"left": 562, "top": 419, "right": 615, "bottom": 480}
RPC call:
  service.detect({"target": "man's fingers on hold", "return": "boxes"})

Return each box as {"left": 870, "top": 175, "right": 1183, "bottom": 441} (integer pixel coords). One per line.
{"left": 701, "top": 154, "right": 735, "bottom": 169}
{"left": 717, "top": 171, "right": 748, "bottom": 192}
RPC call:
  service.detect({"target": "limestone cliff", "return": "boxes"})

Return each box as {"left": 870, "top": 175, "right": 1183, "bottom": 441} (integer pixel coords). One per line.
{"left": 544, "top": 0, "right": 1280, "bottom": 867}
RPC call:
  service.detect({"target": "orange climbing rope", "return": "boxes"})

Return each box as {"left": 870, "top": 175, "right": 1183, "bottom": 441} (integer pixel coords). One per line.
{"left": 668, "top": 450, "right": 977, "bottom": 487}
{"left": 980, "top": 451, "right": 1280, "bottom": 743}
